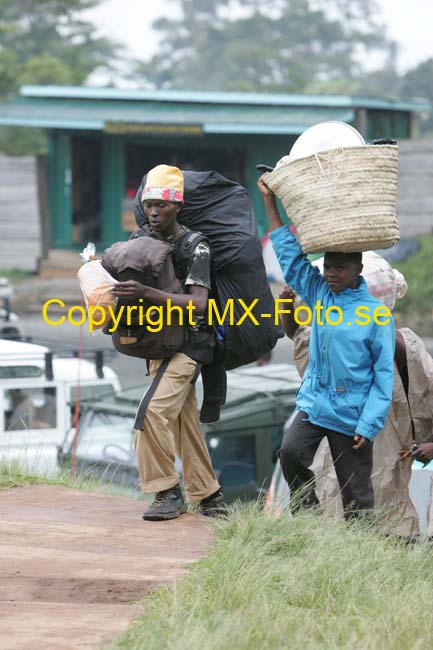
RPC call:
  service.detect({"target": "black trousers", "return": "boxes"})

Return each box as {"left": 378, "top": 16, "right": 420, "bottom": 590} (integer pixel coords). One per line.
{"left": 279, "top": 410, "right": 374, "bottom": 518}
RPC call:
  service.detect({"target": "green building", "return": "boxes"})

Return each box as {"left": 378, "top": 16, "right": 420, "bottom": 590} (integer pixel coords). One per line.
{"left": 0, "top": 85, "right": 428, "bottom": 251}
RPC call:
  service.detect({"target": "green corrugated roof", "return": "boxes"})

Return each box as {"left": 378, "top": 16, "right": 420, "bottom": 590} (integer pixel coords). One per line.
{"left": 0, "top": 85, "right": 427, "bottom": 134}
{"left": 20, "top": 85, "right": 431, "bottom": 113}
{"left": 0, "top": 95, "right": 355, "bottom": 134}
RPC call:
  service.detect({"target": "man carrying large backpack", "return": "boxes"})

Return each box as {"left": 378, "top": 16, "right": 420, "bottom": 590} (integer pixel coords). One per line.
{"left": 112, "top": 165, "right": 226, "bottom": 521}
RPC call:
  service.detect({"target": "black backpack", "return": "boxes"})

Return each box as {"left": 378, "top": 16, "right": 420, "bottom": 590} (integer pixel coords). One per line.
{"left": 134, "top": 171, "right": 282, "bottom": 370}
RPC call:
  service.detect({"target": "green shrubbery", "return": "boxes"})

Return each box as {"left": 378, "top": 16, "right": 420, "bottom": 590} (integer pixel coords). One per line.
{"left": 393, "top": 234, "right": 433, "bottom": 336}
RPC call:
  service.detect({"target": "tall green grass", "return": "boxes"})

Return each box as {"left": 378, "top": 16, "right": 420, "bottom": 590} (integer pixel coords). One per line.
{"left": 114, "top": 503, "right": 433, "bottom": 650}
{"left": 0, "top": 459, "right": 140, "bottom": 498}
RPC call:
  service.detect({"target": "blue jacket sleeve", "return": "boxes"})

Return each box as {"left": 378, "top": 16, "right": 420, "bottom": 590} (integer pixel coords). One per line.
{"left": 355, "top": 319, "right": 395, "bottom": 440}
{"left": 269, "top": 226, "right": 325, "bottom": 306}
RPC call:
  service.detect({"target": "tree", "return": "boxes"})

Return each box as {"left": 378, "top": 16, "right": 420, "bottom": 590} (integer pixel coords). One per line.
{"left": 0, "top": 0, "right": 122, "bottom": 153}
{"left": 133, "top": 0, "right": 395, "bottom": 93}
{"left": 400, "top": 59, "right": 433, "bottom": 133}
{"left": 0, "top": 0, "right": 120, "bottom": 95}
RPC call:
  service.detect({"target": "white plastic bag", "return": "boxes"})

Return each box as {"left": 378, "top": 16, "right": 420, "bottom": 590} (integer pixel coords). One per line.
{"left": 79, "top": 241, "right": 96, "bottom": 263}
{"left": 77, "top": 259, "right": 118, "bottom": 330}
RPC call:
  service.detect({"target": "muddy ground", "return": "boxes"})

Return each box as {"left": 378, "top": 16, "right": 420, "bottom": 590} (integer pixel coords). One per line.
{"left": 0, "top": 485, "right": 213, "bottom": 650}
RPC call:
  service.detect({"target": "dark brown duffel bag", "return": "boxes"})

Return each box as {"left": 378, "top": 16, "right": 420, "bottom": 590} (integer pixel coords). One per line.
{"left": 101, "top": 236, "right": 187, "bottom": 360}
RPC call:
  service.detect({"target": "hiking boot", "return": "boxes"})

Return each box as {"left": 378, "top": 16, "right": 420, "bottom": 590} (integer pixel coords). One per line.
{"left": 142, "top": 484, "right": 187, "bottom": 521}
{"left": 198, "top": 490, "right": 228, "bottom": 518}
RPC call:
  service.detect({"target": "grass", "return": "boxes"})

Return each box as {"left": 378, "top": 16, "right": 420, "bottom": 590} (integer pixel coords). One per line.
{"left": 3, "top": 463, "right": 433, "bottom": 647}
{"left": 0, "top": 269, "right": 33, "bottom": 283}
{"left": 393, "top": 234, "right": 433, "bottom": 335}
{"left": 114, "top": 502, "right": 433, "bottom": 650}
{"left": 0, "top": 459, "right": 141, "bottom": 498}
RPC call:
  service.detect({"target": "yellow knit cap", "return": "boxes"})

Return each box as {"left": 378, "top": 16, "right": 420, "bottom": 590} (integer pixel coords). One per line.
{"left": 142, "top": 164, "right": 184, "bottom": 203}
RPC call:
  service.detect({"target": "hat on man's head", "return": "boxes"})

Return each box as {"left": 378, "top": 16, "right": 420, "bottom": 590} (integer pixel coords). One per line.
{"left": 141, "top": 165, "right": 184, "bottom": 203}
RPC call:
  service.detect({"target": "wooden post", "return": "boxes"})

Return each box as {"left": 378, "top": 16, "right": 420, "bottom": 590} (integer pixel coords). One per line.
{"left": 47, "top": 131, "right": 72, "bottom": 248}
{"left": 356, "top": 108, "right": 368, "bottom": 140}
{"left": 36, "top": 154, "right": 50, "bottom": 260}
{"left": 101, "top": 135, "right": 125, "bottom": 247}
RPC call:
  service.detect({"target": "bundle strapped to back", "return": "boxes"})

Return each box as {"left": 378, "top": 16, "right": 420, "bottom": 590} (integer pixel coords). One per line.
{"left": 133, "top": 170, "right": 281, "bottom": 370}
{"left": 101, "top": 236, "right": 187, "bottom": 359}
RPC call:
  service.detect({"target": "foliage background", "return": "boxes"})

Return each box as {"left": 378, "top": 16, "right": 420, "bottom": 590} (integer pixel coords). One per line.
{"left": 0, "top": 0, "right": 121, "bottom": 154}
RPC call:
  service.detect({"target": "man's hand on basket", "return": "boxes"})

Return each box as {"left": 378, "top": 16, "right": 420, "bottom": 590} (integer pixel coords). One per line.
{"left": 257, "top": 176, "right": 275, "bottom": 200}
{"left": 257, "top": 176, "right": 284, "bottom": 231}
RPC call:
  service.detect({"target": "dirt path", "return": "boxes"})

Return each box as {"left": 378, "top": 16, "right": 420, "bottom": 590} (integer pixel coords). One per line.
{"left": 0, "top": 485, "right": 213, "bottom": 650}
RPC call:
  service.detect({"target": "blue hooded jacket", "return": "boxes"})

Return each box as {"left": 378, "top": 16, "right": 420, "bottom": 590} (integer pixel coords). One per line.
{"left": 270, "top": 226, "right": 395, "bottom": 441}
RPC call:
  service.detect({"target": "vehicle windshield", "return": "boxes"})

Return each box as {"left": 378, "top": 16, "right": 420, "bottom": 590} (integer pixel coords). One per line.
{"left": 0, "top": 366, "right": 43, "bottom": 379}
{"left": 70, "top": 383, "right": 117, "bottom": 404}
{"left": 75, "top": 410, "right": 135, "bottom": 463}
{"left": 208, "top": 433, "right": 256, "bottom": 486}
{"left": 4, "top": 387, "right": 57, "bottom": 431}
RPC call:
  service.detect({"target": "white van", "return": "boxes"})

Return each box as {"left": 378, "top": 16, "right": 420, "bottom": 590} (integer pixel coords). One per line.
{"left": 0, "top": 338, "right": 120, "bottom": 475}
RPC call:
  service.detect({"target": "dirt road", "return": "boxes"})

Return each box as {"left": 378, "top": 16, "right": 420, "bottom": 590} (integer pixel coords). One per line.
{"left": 0, "top": 485, "right": 213, "bottom": 650}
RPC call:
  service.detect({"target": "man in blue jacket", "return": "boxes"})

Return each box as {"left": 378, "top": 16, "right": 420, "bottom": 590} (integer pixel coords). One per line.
{"left": 258, "top": 177, "right": 395, "bottom": 517}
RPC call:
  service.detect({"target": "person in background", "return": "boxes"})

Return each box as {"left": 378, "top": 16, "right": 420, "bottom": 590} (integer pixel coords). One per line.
{"left": 258, "top": 177, "right": 395, "bottom": 519}
{"left": 280, "top": 278, "right": 433, "bottom": 538}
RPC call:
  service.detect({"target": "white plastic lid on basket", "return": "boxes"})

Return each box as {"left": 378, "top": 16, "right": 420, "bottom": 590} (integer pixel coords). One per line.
{"left": 276, "top": 121, "right": 365, "bottom": 168}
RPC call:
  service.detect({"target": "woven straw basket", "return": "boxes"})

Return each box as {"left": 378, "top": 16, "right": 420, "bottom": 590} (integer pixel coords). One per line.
{"left": 263, "top": 144, "right": 400, "bottom": 253}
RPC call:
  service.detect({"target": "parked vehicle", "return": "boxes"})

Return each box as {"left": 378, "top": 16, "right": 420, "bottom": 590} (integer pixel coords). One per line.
{"left": 0, "top": 339, "right": 121, "bottom": 475}
{"left": 60, "top": 363, "right": 300, "bottom": 502}
{"left": 0, "top": 277, "right": 24, "bottom": 340}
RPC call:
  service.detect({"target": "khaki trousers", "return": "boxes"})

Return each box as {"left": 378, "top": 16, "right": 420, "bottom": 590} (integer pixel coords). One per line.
{"left": 134, "top": 352, "right": 220, "bottom": 502}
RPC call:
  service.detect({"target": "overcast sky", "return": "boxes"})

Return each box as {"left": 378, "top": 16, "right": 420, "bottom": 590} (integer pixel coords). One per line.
{"left": 84, "top": 0, "right": 433, "bottom": 80}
